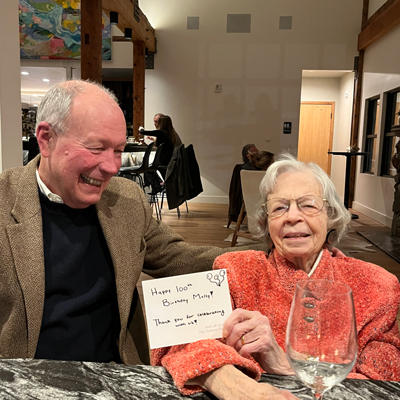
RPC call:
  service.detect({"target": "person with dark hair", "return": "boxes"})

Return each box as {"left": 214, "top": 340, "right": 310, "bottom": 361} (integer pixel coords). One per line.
{"left": 250, "top": 151, "right": 275, "bottom": 171}
{"left": 241, "top": 143, "right": 258, "bottom": 170}
{"left": 140, "top": 115, "right": 182, "bottom": 167}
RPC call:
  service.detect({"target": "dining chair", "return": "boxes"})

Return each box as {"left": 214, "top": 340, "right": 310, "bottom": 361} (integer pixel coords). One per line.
{"left": 231, "top": 169, "right": 266, "bottom": 247}
{"left": 145, "top": 143, "right": 165, "bottom": 220}
{"left": 118, "top": 142, "right": 154, "bottom": 189}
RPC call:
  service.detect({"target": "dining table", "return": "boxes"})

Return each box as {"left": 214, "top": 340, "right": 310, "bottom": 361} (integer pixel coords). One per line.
{"left": 123, "top": 142, "right": 156, "bottom": 166}
{"left": 0, "top": 359, "right": 398, "bottom": 399}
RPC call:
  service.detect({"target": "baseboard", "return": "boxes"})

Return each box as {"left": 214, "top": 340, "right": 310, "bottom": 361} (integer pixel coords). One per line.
{"left": 191, "top": 195, "right": 229, "bottom": 204}
{"left": 352, "top": 201, "right": 392, "bottom": 228}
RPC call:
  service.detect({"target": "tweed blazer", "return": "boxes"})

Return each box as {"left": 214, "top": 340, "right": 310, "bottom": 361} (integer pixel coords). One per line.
{"left": 0, "top": 156, "right": 229, "bottom": 364}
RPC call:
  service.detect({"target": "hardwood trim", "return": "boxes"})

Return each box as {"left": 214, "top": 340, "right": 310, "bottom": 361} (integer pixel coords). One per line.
{"left": 133, "top": 41, "right": 145, "bottom": 138}
{"left": 103, "top": 0, "right": 156, "bottom": 52}
{"left": 300, "top": 101, "right": 334, "bottom": 105}
{"left": 358, "top": 0, "right": 400, "bottom": 50}
{"left": 81, "top": 0, "right": 102, "bottom": 82}
{"left": 348, "top": 2, "right": 370, "bottom": 207}
{"left": 361, "top": 0, "right": 370, "bottom": 30}
{"left": 112, "top": 36, "right": 131, "bottom": 42}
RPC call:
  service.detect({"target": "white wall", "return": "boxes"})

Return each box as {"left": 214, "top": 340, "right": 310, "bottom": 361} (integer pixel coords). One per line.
{"left": 300, "top": 74, "right": 354, "bottom": 201}
{"left": 0, "top": 0, "right": 23, "bottom": 171}
{"left": 140, "top": 0, "right": 362, "bottom": 203}
{"left": 352, "top": 23, "right": 400, "bottom": 227}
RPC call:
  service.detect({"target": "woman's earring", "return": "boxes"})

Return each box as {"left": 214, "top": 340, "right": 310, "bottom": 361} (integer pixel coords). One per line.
{"left": 326, "top": 229, "right": 337, "bottom": 245}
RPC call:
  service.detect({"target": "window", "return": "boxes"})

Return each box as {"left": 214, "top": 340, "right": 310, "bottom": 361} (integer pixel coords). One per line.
{"left": 381, "top": 90, "right": 400, "bottom": 176}
{"left": 362, "top": 97, "right": 380, "bottom": 174}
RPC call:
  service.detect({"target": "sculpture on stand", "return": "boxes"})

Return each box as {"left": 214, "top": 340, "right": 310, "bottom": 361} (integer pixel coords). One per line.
{"left": 391, "top": 111, "right": 400, "bottom": 237}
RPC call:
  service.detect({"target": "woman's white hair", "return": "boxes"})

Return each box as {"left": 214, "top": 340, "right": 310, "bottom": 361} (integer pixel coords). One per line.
{"left": 35, "top": 80, "right": 118, "bottom": 134}
{"left": 253, "top": 153, "right": 351, "bottom": 248}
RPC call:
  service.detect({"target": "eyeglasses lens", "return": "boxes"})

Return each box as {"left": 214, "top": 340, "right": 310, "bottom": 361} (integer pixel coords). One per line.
{"left": 265, "top": 195, "right": 324, "bottom": 218}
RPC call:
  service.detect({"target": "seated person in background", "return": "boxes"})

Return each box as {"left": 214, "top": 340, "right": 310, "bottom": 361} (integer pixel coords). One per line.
{"left": 152, "top": 113, "right": 183, "bottom": 146}
{"left": 241, "top": 143, "right": 258, "bottom": 170}
{"left": 153, "top": 112, "right": 163, "bottom": 128}
{"left": 250, "top": 150, "right": 275, "bottom": 171}
{"left": 140, "top": 115, "right": 181, "bottom": 168}
{"left": 153, "top": 153, "right": 400, "bottom": 399}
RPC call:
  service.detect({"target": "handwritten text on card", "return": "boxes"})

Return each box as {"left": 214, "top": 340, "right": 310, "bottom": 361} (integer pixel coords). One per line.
{"left": 142, "top": 270, "right": 232, "bottom": 349}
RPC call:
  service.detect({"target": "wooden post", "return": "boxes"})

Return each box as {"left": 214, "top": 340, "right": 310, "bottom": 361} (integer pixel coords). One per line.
{"left": 81, "top": 0, "right": 102, "bottom": 83}
{"left": 133, "top": 41, "right": 145, "bottom": 140}
{"left": 348, "top": 0, "right": 369, "bottom": 207}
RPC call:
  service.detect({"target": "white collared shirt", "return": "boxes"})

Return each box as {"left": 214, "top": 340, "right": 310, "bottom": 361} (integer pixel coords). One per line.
{"left": 36, "top": 169, "right": 64, "bottom": 204}
{"left": 307, "top": 249, "right": 323, "bottom": 277}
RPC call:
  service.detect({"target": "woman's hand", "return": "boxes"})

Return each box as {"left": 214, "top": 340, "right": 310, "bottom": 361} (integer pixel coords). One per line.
{"left": 192, "top": 365, "right": 299, "bottom": 400}
{"left": 223, "top": 309, "right": 294, "bottom": 375}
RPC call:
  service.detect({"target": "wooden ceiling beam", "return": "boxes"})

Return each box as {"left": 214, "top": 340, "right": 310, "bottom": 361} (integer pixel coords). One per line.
{"left": 358, "top": 0, "right": 400, "bottom": 50}
{"left": 103, "top": 0, "right": 156, "bottom": 52}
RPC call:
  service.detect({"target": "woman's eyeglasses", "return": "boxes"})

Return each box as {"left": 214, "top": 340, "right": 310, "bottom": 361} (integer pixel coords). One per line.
{"left": 262, "top": 195, "right": 327, "bottom": 219}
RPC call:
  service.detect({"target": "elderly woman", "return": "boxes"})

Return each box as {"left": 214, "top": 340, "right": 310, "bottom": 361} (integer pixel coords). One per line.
{"left": 153, "top": 154, "right": 400, "bottom": 399}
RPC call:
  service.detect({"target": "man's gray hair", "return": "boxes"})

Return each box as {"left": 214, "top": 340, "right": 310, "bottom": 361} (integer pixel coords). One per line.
{"left": 36, "top": 80, "right": 119, "bottom": 134}
{"left": 253, "top": 153, "right": 351, "bottom": 247}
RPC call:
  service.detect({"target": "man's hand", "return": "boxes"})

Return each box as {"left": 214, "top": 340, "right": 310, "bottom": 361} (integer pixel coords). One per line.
{"left": 223, "top": 309, "right": 293, "bottom": 375}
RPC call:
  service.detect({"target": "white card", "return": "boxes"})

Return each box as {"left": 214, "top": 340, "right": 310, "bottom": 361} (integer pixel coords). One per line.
{"left": 142, "top": 270, "right": 232, "bottom": 349}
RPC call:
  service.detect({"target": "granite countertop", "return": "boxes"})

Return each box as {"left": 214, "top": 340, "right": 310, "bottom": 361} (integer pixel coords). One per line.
{"left": 0, "top": 359, "right": 399, "bottom": 399}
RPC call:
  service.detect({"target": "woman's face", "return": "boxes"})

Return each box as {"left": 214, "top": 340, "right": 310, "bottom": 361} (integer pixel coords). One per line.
{"left": 267, "top": 171, "right": 329, "bottom": 269}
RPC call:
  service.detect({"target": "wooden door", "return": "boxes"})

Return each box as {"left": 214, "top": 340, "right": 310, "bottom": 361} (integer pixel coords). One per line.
{"left": 298, "top": 102, "right": 334, "bottom": 175}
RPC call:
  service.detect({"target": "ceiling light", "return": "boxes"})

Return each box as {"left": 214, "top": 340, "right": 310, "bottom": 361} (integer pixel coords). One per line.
{"left": 33, "top": 95, "right": 38, "bottom": 97}
{"left": 21, "top": 71, "right": 29, "bottom": 75}
{"left": 43, "top": 78, "right": 50, "bottom": 82}
{"left": 33, "top": 104, "right": 38, "bottom": 107}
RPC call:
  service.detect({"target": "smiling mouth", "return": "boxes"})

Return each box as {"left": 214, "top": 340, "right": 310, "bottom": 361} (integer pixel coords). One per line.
{"left": 81, "top": 174, "right": 102, "bottom": 187}
{"left": 284, "top": 233, "right": 310, "bottom": 239}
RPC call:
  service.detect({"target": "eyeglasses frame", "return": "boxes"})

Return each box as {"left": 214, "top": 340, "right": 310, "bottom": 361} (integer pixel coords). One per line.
{"left": 262, "top": 194, "right": 328, "bottom": 219}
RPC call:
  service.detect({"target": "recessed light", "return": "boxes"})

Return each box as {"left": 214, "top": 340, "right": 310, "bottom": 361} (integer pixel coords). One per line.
{"left": 43, "top": 78, "right": 50, "bottom": 82}
{"left": 33, "top": 95, "right": 38, "bottom": 97}
{"left": 21, "top": 71, "right": 29, "bottom": 75}
{"left": 33, "top": 104, "right": 38, "bottom": 107}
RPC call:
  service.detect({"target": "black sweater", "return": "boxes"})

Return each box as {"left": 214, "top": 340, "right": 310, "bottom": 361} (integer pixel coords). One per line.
{"left": 35, "top": 191, "right": 121, "bottom": 362}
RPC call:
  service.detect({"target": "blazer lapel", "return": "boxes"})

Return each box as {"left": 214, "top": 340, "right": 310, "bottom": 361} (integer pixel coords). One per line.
{"left": 96, "top": 187, "right": 141, "bottom": 331}
{"left": 8, "top": 157, "right": 45, "bottom": 357}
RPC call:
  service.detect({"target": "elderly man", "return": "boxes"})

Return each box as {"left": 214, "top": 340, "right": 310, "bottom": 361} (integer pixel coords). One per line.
{"left": 153, "top": 112, "right": 164, "bottom": 128}
{"left": 0, "top": 81, "right": 230, "bottom": 364}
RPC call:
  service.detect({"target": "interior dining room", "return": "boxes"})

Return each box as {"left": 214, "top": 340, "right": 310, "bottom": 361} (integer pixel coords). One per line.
{"left": 1, "top": 0, "right": 399, "bottom": 273}
{"left": 1, "top": 1, "right": 400, "bottom": 398}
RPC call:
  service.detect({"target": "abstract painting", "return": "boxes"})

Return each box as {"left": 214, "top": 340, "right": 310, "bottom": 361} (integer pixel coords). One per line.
{"left": 19, "top": 0, "right": 111, "bottom": 60}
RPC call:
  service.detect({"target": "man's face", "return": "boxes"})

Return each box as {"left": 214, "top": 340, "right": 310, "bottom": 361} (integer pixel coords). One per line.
{"left": 40, "top": 91, "right": 127, "bottom": 208}
{"left": 153, "top": 115, "right": 160, "bottom": 128}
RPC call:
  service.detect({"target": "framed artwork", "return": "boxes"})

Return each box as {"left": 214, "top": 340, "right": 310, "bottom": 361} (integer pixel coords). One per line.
{"left": 19, "top": 0, "right": 111, "bottom": 60}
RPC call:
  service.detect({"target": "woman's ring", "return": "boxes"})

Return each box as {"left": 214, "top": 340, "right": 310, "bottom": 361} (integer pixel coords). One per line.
{"left": 241, "top": 335, "right": 246, "bottom": 346}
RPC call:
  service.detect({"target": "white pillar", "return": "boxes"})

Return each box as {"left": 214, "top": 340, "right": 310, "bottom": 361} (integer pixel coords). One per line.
{"left": 0, "top": 0, "right": 22, "bottom": 172}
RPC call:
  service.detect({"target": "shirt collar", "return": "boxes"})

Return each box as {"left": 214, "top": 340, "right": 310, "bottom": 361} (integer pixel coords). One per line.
{"left": 36, "top": 169, "right": 64, "bottom": 204}
{"left": 308, "top": 249, "right": 323, "bottom": 277}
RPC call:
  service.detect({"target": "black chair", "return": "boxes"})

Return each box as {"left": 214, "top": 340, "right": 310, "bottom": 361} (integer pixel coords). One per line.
{"left": 145, "top": 144, "right": 165, "bottom": 220}
{"left": 118, "top": 142, "right": 154, "bottom": 188}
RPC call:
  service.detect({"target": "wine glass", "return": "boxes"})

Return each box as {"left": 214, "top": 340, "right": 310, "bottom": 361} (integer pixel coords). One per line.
{"left": 285, "top": 279, "right": 357, "bottom": 399}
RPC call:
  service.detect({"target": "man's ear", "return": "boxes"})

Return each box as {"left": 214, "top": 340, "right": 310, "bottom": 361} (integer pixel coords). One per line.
{"left": 36, "top": 122, "right": 54, "bottom": 158}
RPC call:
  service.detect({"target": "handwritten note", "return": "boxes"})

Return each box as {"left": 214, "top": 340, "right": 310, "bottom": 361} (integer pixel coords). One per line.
{"left": 142, "top": 270, "right": 232, "bottom": 349}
